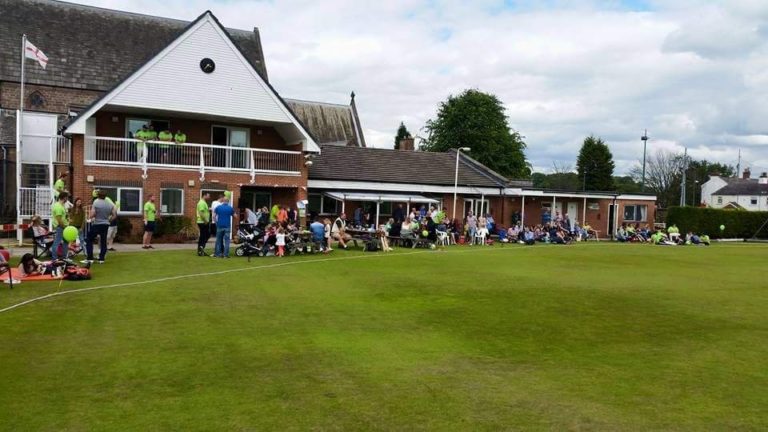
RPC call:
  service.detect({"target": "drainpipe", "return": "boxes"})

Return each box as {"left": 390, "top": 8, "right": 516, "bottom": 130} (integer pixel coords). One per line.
{"left": 1, "top": 146, "right": 6, "bottom": 218}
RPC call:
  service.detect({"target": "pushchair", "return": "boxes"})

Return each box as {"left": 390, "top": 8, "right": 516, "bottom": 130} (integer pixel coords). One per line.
{"left": 234, "top": 225, "right": 264, "bottom": 257}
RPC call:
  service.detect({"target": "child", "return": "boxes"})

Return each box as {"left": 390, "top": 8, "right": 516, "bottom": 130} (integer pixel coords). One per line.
{"left": 378, "top": 223, "right": 393, "bottom": 252}
{"left": 323, "top": 218, "right": 333, "bottom": 252}
{"left": 18, "top": 253, "right": 60, "bottom": 278}
{"left": 275, "top": 228, "right": 286, "bottom": 257}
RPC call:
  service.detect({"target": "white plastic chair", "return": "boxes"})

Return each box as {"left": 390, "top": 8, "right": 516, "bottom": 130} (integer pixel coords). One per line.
{"left": 436, "top": 231, "right": 450, "bottom": 246}
{"left": 474, "top": 228, "right": 488, "bottom": 245}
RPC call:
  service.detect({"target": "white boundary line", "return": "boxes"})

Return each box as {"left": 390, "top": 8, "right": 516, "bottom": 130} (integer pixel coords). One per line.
{"left": 0, "top": 247, "right": 520, "bottom": 314}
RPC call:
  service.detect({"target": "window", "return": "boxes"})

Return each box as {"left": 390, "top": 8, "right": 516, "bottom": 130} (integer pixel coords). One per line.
{"left": 126, "top": 118, "right": 170, "bottom": 139}
{"left": 21, "top": 164, "right": 49, "bottom": 187}
{"left": 308, "top": 193, "right": 339, "bottom": 215}
{"left": 380, "top": 202, "right": 393, "bottom": 216}
{"left": 211, "top": 126, "right": 250, "bottom": 169}
{"left": 623, "top": 205, "right": 647, "bottom": 222}
{"left": 717, "top": 196, "right": 723, "bottom": 205}
{"left": 201, "top": 189, "right": 225, "bottom": 200}
{"left": 322, "top": 195, "right": 339, "bottom": 215}
{"left": 161, "top": 188, "right": 184, "bottom": 215}
{"left": 240, "top": 190, "right": 271, "bottom": 210}
{"left": 750, "top": 197, "right": 758, "bottom": 206}
{"left": 98, "top": 186, "right": 142, "bottom": 215}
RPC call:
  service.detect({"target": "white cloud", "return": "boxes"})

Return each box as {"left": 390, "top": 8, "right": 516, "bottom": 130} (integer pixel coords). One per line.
{"left": 72, "top": 0, "right": 768, "bottom": 175}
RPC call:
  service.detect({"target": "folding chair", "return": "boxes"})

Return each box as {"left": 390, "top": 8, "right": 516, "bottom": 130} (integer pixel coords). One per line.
{"left": 436, "top": 231, "right": 450, "bottom": 246}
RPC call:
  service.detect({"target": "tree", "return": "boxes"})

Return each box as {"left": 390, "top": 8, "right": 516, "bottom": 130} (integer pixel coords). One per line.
{"left": 393, "top": 122, "right": 411, "bottom": 150}
{"left": 576, "top": 135, "right": 615, "bottom": 191}
{"left": 531, "top": 162, "right": 580, "bottom": 190}
{"left": 629, "top": 150, "right": 686, "bottom": 208}
{"left": 629, "top": 153, "right": 736, "bottom": 208}
{"left": 421, "top": 89, "right": 530, "bottom": 178}
{"left": 613, "top": 176, "right": 642, "bottom": 194}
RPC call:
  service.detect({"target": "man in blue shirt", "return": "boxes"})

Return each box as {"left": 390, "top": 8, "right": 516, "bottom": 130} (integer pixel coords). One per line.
{"left": 213, "top": 197, "right": 236, "bottom": 258}
{"left": 309, "top": 218, "right": 325, "bottom": 251}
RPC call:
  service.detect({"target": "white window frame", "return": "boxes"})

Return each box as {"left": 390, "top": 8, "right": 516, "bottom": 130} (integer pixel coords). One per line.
{"left": 717, "top": 196, "right": 723, "bottom": 205}
{"left": 98, "top": 186, "right": 143, "bottom": 216}
{"left": 623, "top": 204, "right": 647, "bottom": 222}
{"left": 308, "top": 193, "right": 339, "bottom": 215}
{"left": 160, "top": 188, "right": 184, "bottom": 216}
{"left": 750, "top": 197, "right": 758, "bottom": 206}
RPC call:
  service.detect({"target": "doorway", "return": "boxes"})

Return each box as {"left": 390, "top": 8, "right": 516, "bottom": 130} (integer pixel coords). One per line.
{"left": 608, "top": 204, "right": 616, "bottom": 238}
{"left": 567, "top": 202, "right": 579, "bottom": 223}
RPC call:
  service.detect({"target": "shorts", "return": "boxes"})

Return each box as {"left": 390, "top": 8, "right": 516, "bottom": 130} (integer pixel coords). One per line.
{"left": 145, "top": 221, "right": 156, "bottom": 233}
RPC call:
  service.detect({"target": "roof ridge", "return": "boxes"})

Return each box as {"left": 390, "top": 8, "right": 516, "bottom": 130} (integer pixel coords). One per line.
{"left": 39, "top": 0, "right": 252, "bottom": 35}
{"left": 286, "top": 98, "right": 352, "bottom": 109}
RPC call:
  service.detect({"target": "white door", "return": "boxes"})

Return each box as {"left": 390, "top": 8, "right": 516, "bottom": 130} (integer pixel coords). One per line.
{"left": 20, "top": 112, "right": 58, "bottom": 163}
{"left": 567, "top": 202, "right": 579, "bottom": 223}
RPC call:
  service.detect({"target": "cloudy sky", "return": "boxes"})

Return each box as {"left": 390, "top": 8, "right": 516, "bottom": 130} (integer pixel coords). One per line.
{"left": 73, "top": 0, "right": 768, "bottom": 175}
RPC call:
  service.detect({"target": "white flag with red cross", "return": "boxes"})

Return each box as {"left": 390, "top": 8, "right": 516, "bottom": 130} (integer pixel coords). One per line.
{"left": 24, "top": 39, "right": 48, "bottom": 69}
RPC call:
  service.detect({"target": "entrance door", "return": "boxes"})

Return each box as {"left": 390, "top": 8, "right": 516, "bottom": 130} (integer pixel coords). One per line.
{"left": 567, "top": 202, "right": 579, "bottom": 223}
{"left": 608, "top": 204, "right": 616, "bottom": 238}
{"left": 229, "top": 129, "right": 248, "bottom": 169}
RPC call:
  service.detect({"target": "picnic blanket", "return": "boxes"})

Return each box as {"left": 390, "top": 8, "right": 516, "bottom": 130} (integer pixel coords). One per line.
{"left": 0, "top": 268, "right": 63, "bottom": 282}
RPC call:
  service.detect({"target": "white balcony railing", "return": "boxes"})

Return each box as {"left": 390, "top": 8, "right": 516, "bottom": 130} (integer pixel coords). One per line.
{"left": 84, "top": 136, "right": 303, "bottom": 176}
{"left": 21, "top": 134, "right": 70, "bottom": 164}
{"left": 19, "top": 187, "right": 52, "bottom": 218}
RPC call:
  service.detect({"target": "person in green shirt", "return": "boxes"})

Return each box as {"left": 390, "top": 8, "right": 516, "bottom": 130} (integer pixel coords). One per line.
{"left": 51, "top": 191, "right": 70, "bottom": 260}
{"left": 142, "top": 194, "right": 158, "bottom": 249}
{"left": 134, "top": 125, "right": 150, "bottom": 162}
{"left": 147, "top": 125, "right": 159, "bottom": 163}
{"left": 157, "top": 129, "right": 173, "bottom": 163}
{"left": 53, "top": 172, "right": 67, "bottom": 200}
{"left": 270, "top": 204, "right": 280, "bottom": 223}
{"left": 196, "top": 192, "right": 211, "bottom": 256}
{"left": 173, "top": 130, "right": 186, "bottom": 164}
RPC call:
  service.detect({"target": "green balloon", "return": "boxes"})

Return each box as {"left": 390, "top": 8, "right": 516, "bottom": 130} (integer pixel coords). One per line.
{"left": 63, "top": 225, "right": 78, "bottom": 242}
{"left": 719, "top": 225, "right": 725, "bottom": 231}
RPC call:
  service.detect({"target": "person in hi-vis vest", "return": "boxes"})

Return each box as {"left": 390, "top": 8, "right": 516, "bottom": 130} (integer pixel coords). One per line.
{"left": 173, "top": 130, "right": 186, "bottom": 163}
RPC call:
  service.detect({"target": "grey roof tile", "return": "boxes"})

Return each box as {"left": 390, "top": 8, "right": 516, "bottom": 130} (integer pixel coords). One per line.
{"left": 0, "top": 0, "right": 268, "bottom": 91}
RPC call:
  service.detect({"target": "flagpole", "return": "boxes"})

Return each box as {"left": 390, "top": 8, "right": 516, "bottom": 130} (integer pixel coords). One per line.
{"left": 16, "top": 34, "right": 26, "bottom": 245}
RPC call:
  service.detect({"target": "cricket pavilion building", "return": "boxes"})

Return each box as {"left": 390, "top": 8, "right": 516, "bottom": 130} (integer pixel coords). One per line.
{"left": 2, "top": 1, "right": 656, "bottom": 240}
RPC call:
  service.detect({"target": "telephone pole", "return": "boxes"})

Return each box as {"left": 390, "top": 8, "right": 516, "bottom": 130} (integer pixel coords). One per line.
{"left": 680, "top": 147, "right": 688, "bottom": 207}
{"left": 641, "top": 130, "right": 648, "bottom": 191}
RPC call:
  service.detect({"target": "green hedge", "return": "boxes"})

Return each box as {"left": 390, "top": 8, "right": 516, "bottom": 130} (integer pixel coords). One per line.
{"left": 666, "top": 207, "right": 768, "bottom": 239}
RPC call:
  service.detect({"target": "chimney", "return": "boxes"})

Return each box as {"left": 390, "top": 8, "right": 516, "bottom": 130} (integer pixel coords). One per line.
{"left": 399, "top": 137, "right": 415, "bottom": 151}
{"left": 760, "top": 172, "right": 768, "bottom": 185}
{"left": 743, "top": 168, "right": 751, "bottom": 179}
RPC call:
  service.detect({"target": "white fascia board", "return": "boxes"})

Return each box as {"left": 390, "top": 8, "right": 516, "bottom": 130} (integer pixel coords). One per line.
{"left": 308, "top": 180, "right": 503, "bottom": 195}
{"left": 616, "top": 194, "right": 657, "bottom": 201}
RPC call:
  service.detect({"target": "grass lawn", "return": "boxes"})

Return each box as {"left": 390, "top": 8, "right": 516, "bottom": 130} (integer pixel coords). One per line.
{"left": 0, "top": 243, "right": 767, "bottom": 430}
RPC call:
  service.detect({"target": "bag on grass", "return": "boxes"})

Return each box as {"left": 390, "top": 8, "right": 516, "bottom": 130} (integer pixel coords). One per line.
{"left": 365, "top": 239, "right": 379, "bottom": 252}
{"left": 64, "top": 267, "right": 91, "bottom": 281}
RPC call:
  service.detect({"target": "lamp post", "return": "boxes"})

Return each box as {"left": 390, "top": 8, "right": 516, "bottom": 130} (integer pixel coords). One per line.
{"left": 641, "top": 129, "right": 649, "bottom": 191}
{"left": 452, "top": 147, "right": 471, "bottom": 220}
{"left": 693, "top": 180, "right": 699, "bottom": 207}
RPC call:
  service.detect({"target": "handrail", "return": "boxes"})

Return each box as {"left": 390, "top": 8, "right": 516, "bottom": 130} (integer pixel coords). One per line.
{"left": 86, "top": 136, "right": 301, "bottom": 155}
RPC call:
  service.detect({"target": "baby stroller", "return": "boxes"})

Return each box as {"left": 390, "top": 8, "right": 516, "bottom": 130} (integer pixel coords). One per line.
{"left": 234, "top": 225, "right": 264, "bottom": 257}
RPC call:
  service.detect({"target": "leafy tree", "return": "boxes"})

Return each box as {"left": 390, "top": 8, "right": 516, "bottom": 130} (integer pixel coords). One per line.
{"left": 393, "top": 122, "right": 411, "bottom": 150}
{"left": 576, "top": 135, "right": 615, "bottom": 191}
{"left": 613, "top": 176, "right": 642, "bottom": 194}
{"left": 531, "top": 162, "right": 579, "bottom": 190}
{"left": 421, "top": 89, "right": 530, "bottom": 178}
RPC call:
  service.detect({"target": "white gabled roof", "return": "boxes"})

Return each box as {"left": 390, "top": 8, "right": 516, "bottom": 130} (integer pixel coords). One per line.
{"left": 66, "top": 11, "right": 319, "bottom": 153}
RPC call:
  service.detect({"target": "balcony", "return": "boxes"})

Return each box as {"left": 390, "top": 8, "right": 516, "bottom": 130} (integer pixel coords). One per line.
{"left": 84, "top": 136, "right": 303, "bottom": 177}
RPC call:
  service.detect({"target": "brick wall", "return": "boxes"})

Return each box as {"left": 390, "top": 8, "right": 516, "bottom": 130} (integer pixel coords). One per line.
{"left": 0, "top": 82, "right": 102, "bottom": 114}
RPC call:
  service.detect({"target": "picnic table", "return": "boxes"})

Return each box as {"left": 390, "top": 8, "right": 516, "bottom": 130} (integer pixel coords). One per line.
{"left": 344, "top": 228, "right": 379, "bottom": 250}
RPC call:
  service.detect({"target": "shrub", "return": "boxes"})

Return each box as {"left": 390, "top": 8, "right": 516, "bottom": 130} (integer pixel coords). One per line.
{"left": 666, "top": 207, "right": 768, "bottom": 239}
{"left": 116, "top": 217, "right": 133, "bottom": 242}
